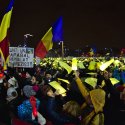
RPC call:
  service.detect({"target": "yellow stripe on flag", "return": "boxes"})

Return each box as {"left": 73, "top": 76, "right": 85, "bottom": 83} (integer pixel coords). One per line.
{"left": 0, "top": 9, "right": 13, "bottom": 42}
{"left": 42, "top": 27, "right": 53, "bottom": 51}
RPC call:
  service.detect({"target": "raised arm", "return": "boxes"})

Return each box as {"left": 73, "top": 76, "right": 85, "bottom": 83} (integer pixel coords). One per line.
{"left": 74, "top": 71, "right": 89, "bottom": 102}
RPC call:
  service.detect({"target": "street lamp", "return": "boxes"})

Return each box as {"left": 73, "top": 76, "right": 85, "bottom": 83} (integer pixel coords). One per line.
{"left": 23, "top": 34, "right": 33, "bottom": 47}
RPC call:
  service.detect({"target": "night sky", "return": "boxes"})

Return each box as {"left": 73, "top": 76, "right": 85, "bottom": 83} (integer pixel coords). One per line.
{"left": 0, "top": 0, "right": 125, "bottom": 50}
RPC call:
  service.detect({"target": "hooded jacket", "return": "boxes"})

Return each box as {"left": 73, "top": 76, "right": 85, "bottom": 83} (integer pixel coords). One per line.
{"left": 75, "top": 77, "right": 105, "bottom": 125}
{"left": 18, "top": 99, "right": 40, "bottom": 122}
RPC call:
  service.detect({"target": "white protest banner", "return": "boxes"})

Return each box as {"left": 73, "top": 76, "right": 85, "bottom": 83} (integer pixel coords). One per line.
{"left": 9, "top": 47, "right": 34, "bottom": 68}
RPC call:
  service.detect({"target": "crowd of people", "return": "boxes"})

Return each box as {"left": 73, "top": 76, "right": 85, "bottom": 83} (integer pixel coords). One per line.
{"left": 0, "top": 57, "right": 125, "bottom": 125}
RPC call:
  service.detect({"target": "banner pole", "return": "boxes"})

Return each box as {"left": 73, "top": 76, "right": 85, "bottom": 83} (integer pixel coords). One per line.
{"left": 61, "top": 41, "right": 64, "bottom": 59}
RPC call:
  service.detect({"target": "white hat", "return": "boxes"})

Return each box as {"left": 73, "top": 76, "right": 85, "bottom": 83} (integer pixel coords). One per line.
{"left": 8, "top": 77, "right": 17, "bottom": 86}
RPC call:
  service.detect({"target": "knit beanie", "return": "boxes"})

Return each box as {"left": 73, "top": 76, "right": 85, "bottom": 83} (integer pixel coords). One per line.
{"left": 23, "top": 85, "right": 36, "bottom": 98}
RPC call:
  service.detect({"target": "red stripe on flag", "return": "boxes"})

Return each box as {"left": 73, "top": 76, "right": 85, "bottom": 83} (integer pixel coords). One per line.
{"left": 35, "top": 41, "right": 48, "bottom": 58}
{"left": 0, "top": 36, "right": 9, "bottom": 61}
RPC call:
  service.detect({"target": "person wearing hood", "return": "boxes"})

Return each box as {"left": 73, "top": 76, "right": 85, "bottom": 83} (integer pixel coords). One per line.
{"left": 6, "top": 86, "right": 23, "bottom": 121}
{"left": 74, "top": 70, "right": 106, "bottom": 125}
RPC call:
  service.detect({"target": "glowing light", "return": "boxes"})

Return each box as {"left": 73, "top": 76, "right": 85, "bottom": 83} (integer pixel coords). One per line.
{"left": 72, "top": 58, "right": 77, "bottom": 70}
{"left": 100, "top": 58, "right": 114, "bottom": 71}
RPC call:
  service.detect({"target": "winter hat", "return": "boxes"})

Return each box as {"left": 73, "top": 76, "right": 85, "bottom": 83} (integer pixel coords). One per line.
{"left": 90, "top": 89, "right": 106, "bottom": 113}
{"left": 7, "top": 87, "right": 17, "bottom": 98}
{"left": 8, "top": 77, "right": 17, "bottom": 86}
{"left": 23, "top": 85, "right": 36, "bottom": 98}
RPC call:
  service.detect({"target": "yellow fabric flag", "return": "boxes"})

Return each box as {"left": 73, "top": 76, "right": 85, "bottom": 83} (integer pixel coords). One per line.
{"left": 110, "top": 78, "right": 119, "bottom": 85}
{"left": 49, "top": 81, "right": 66, "bottom": 94}
{"left": 77, "top": 62, "right": 85, "bottom": 69}
{"left": 100, "top": 58, "right": 114, "bottom": 71}
{"left": 96, "top": 62, "right": 102, "bottom": 69}
{"left": 85, "top": 77, "right": 97, "bottom": 88}
{"left": 88, "top": 61, "right": 96, "bottom": 70}
{"left": 59, "top": 61, "right": 72, "bottom": 74}
{"left": 58, "top": 78, "right": 70, "bottom": 84}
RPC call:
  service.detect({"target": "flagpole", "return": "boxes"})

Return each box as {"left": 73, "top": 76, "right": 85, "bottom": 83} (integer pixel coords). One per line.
{"left": 61, "top": 41, "right": 64, "bottom": 58}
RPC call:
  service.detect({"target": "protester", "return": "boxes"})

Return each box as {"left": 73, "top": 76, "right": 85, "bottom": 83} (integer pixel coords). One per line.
{"left": 74, "top": 70, "right": 106, "bottom": 125}
{"left": 1, "top": 56, "right": 125, "bottom": 125}
{"left": 40, "top": 84, "right": 81, "bottom": 125}
{"left": 100, "top": 71, "right": 125, "bottom": 125}
{"left": 18, "top": 85, "right": 46, "bottom": 125}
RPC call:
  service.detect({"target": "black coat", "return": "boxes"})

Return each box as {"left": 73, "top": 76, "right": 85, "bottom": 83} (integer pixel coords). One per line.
{"left": 7, "top": 96, "right": 23, "bottom": 117}
{"left": 103, "top": 79, "right": 124, "bottom": 125}
{"left": 0, "top": 100, "right": 11, "bottom": 125}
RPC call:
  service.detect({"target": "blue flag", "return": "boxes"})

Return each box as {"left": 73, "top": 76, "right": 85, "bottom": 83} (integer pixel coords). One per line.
{"left": 52, "top": 16, "right": 64, "bottom": 42}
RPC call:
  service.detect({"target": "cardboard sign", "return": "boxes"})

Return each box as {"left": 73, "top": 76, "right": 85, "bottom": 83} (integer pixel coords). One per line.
{"left": 9, "top": 47, "right": 34, "bottom": 68}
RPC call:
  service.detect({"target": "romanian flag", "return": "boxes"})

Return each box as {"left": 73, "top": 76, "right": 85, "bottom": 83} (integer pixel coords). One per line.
{"left": 89, "top": 48, "right": 94, "bottom": 56}
{"left": 0, "top": 0, "right": 14, "bottom": 70}
{"left": 89, "top": 46, "right": 96, "bottom": 57}
{"left": 35, "top": 16, "right": 63, "bottom": 58}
